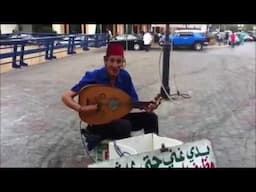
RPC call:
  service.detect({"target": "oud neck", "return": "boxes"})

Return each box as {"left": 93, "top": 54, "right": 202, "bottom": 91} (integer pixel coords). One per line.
{"left": 132, "top": 101, "right": 152, "bottom": 109}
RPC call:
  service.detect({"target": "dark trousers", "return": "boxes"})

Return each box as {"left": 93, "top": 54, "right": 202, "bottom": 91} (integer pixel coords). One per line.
{"left": 144, "top": 44, "right": 150, "bottom": 51}
{"left": 231, "top": 41, "right": 235, "bottom": 48}
{"left": 87, "top": 112, "right": 159, "bottom": 140}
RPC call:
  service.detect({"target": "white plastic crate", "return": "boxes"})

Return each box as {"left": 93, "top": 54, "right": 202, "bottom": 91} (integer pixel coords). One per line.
{"left": 108, "top": 133, "right": 183, "bottom": 160}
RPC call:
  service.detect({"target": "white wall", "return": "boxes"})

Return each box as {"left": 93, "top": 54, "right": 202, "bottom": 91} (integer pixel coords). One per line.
{"left": 200, "top": 25, "right": 207, "bottom": 32}
{"left": 52, "top": 24, "right": 62, "bottom": 34}
{"left": 87, "top": 24, "right": 96, "bottom": 34}
{"left": 151, "top": 24, "right": 166, "bottom": 28}
{"left": 0, "top": 24, "right": 18, "bottom": 34}
{"left": 152, "top": 24, "right": 207, "bottom": 30}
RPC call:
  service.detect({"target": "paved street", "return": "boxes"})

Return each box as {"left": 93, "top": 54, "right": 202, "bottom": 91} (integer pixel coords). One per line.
{"left": 1, "top": 42, "right": 255, "bottom": 167}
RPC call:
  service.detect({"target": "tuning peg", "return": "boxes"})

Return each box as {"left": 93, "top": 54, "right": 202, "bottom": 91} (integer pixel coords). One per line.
{"left": 155, "top": 94, "right": 161, "bottom": 100}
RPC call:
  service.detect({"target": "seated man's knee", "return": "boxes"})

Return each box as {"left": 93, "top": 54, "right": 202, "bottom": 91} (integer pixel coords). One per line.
{"left": 114, "top": 119, "right": 132, "bottom": 139}
{"left": 144, "top": 112, "right": 159, "bottom": 135}
{"left": 146, "top": 112, "right": 158, "bottom": 122}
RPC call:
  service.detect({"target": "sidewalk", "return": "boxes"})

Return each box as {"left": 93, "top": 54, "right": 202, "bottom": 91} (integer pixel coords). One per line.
{"left": 1, "top": 42, "right": 255, "bottom": 167}
{"left": 206, "top": 44, "right": 229, "bottom": 49}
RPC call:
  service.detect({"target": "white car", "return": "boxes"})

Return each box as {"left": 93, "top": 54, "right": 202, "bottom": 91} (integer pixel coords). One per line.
{"left": 243, "top": 33, "right": 254, "bottom": 41}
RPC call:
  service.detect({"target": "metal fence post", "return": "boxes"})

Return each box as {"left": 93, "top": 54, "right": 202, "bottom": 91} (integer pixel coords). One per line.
{"left": 50, "top": 39, "right": 56, "bottom": 59}
{"left": 104, "top": 33, "right": 108, "bottom": 46}
{"left": 95, "top": 34, "right": 99, "bottom": 48}
{"left": 12, "top": 43, "right": 20, "bottom": 68}
{"left": 82, "top": 35, "right": 89, "bottom": 51}
{"left": 68, "top": 35, "right": 76, "bottom": 54}
{"left": 67, "top": 36, "right": 71, "bottom": 54}
{"left": 72, "top": 35, "right": 76, "bottom": 54}
{"left": 20, "top": 40, "right": 28, "bottom": 66}
{"left": 45, "top": 40, "right": 51, "bottom": 60}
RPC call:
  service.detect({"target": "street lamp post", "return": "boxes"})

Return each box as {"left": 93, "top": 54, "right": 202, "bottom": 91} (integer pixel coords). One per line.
{"left": 160, "top": 24, "right": 171, "bottom": 99}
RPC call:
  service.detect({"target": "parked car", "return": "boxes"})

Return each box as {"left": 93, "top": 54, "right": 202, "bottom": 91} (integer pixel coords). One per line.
{"left": 8, "top": 34, "right": 42, "bottom": 45}
{"left": 9, "top": 33, "right": 33, "bottom": 40}
{"left": 243, "top": 32, "right": 254, "bottom": 41}
{"left": 8, "top": 33, "right": 59, "bottom": 46}
{"left": 110, "top": 34, "right": 144, "bottom": 50}
{"left": 0, "top": 34, "right": 10, "bottom": 40}
{"left": 57, "top": 36, "right": 83, "bottom": 45}
{"left": 56, "top": 36, "right": 102, "bottom": 47}
{"left": 159, "top": 30, "right": 208, "bottom": 51}
{"left": 247, "top": 31, "right": 256, "bottom": 41}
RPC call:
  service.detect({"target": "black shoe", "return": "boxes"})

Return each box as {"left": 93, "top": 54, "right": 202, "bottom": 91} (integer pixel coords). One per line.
{"left": 13, "top": 64, "right": 21, "bottom": 68}
{"left": 20, "top": 63, "right": 28, "bottom": 67}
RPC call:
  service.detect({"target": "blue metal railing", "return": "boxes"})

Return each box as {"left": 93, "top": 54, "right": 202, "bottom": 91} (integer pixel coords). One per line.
{"left": 0, "top": 33, "right": 108, "bottom": 68}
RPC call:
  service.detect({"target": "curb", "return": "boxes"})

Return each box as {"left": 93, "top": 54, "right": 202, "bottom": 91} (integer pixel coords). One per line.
{"left": 206, "top": 45, "right": 229, "bottom": 49}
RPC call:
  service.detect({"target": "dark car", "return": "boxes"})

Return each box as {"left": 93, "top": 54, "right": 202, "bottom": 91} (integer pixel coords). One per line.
{"left": 247, "top": 31, "right": 256, "bottom": 41}
{"left": 110, "top": 34, "right": 144, "bottom": 50}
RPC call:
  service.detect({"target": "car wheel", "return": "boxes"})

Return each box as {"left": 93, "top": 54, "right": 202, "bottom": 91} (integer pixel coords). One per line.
{"left": 194, "top": 42, "right": 203, "bottom": 51}
{"left": 134, "top": 43, "right": 140, "bottom": 50}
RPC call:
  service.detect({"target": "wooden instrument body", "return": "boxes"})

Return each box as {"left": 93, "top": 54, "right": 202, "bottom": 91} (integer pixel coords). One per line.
{"left": 78, "top": 84, "right": 133, "bottom": 125}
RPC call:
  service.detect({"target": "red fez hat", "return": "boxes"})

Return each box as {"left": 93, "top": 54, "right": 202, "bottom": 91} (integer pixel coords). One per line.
{"left": 106, "top": 43, "right": 124, "bottom": 57}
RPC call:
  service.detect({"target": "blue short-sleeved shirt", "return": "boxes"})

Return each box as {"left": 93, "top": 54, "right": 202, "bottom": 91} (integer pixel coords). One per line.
{"left": 71, "top": 66, "right": 139, "bottom": 102}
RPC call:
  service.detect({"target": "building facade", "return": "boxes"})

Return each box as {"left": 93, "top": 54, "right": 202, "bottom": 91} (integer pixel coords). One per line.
{"left": 52, "top": 24, "right": 151, "bottom": 35}
{"left": 0, "top": 24, "right": 151, "bottom": 35}
{"left": 151, "top": 24, "right": 208, "bottom": 33}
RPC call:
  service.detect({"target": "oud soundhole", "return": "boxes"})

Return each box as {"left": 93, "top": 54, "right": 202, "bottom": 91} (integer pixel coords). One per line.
{"left": 108, "top": 98, "right": 119, "bottom": 111}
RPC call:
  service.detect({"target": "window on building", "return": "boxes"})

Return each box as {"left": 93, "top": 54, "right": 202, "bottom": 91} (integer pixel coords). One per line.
{"left": 179, "top": 32, "right": 194, "bottom": 36}
{"left": 96, "top": 24, "right": 101, "bottom": 33}
{"left": 69, "top": 24, "right": 82, "bottom": 34}
{"left": 133, "top": 25, "right": 138, "bottom": 34}
{"left": 156, "top": 27, "right": 160, "bottom": 33}
{"left": 102, "top": 24, "right": 113, "bottom": 33}
{"left": 32, "top": 24, "right": 53, "bottom": 33}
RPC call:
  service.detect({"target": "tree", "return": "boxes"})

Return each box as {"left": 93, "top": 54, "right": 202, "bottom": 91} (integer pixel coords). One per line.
{"left": 32, "top": 24, "right": 53, "bottom": 33}
{"left": 244, "top": 24, "right": 255, "bottom": 31}
{"left": 228, "top": 25, "right": 238, "bottom": 32}
{"left": 95, "top": 24, "right": 101, "bottom": 33}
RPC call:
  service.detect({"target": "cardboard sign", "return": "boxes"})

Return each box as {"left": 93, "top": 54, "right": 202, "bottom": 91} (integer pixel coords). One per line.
{"left": 88, "top": 139, "right": 216, "bottom": 168}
